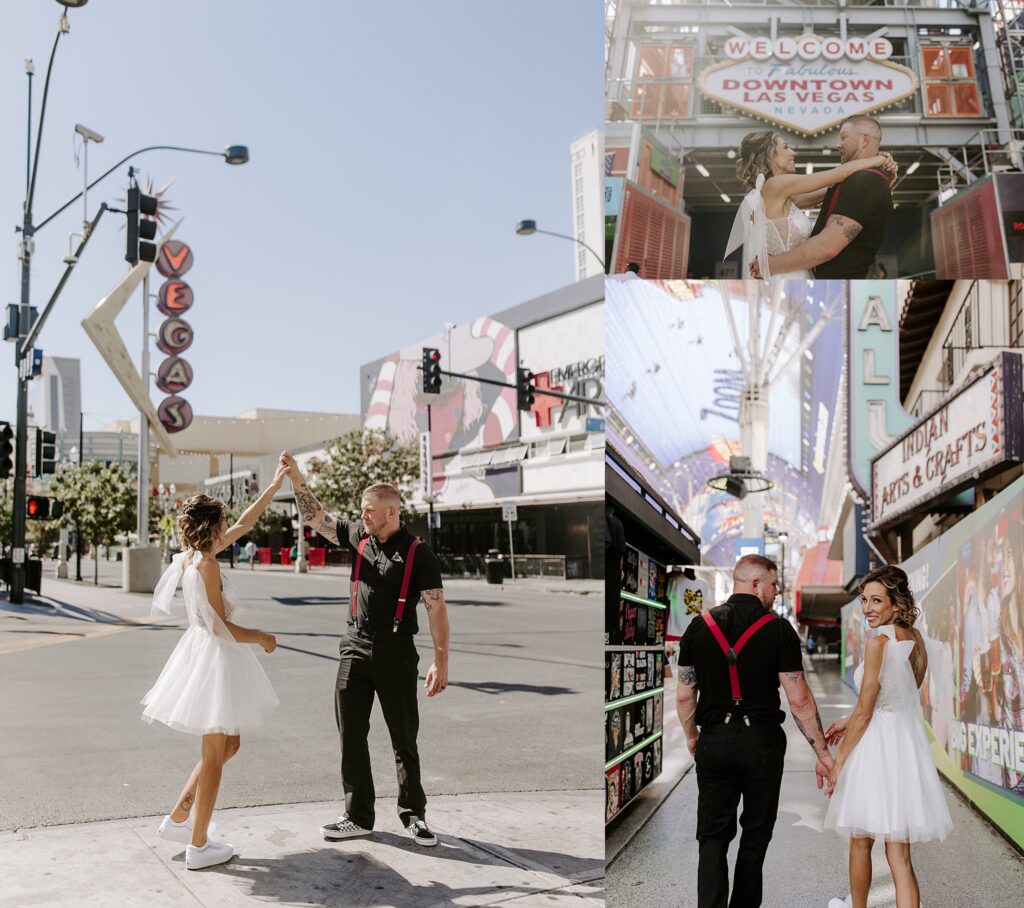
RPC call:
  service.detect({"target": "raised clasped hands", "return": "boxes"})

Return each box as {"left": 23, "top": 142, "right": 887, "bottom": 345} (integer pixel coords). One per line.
{"left": 278, "top": 450, "right": 302, "bottom": 483}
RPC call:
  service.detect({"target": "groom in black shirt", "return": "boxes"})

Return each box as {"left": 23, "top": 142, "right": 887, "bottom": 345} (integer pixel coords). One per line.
{"left": 760, "top": 116, "right": 893, "bottom": 279}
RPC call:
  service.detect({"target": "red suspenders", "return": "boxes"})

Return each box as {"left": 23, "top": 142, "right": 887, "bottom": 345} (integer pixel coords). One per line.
{"left": 702, "top": 610, "right": 777, "bottom": 721}
{"left": 351, "top": 536, "right": 421, "bottom": 633}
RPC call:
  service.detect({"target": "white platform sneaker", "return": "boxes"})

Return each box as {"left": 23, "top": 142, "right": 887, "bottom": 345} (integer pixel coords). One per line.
{"left": 186, "top": 837, "right": 234, "bottom": 870}
{"left": 156, "top": 814, "right": 216, "bottom": 845}
{"left": 827, "top": 897, "right": 852, "bottom": 908}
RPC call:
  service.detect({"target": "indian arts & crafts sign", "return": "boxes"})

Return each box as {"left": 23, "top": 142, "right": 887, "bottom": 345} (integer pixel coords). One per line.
{"left": 699, "top": 33, "right": 918, "bottom": 136}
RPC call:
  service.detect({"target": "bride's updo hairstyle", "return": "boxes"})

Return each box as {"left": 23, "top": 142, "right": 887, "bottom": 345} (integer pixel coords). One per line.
{"left": 736, "top": 130, "right": 780, "bottom": 189}
{"left": 859, "top": 564, "right": 920, "bottom": 628}
{"left": 177, "top": 494, "right": 227, "bottom": 553}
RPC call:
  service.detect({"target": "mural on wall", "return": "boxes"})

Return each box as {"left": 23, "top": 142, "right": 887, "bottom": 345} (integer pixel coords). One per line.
{"left": 841, "top": 473, "right": 1024, "bottom": 849}
{"left": 362, "top": 316, "right": 519, "bottom": 505}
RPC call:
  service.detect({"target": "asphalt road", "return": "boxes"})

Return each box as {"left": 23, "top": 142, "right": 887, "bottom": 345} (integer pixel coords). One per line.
{"left": 0, "top": 564, "right": 602, "bottom": 831}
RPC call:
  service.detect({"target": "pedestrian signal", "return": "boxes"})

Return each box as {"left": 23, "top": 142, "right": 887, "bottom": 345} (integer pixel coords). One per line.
{"left": 26, "top": 496, "right": 62, "bottom": 520}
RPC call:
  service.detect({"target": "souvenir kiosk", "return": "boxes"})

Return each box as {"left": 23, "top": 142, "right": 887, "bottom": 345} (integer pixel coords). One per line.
{"left": 605, "top": 445, "right": 701, "bottom": 824}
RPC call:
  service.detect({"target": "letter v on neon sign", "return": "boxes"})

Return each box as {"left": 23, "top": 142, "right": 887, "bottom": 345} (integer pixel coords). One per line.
{"left": 81, "top": 219, "right": 185, "bottom": 455}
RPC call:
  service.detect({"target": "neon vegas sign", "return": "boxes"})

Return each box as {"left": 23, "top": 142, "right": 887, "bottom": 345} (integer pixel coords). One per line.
{"left": 700, "top": 33, "right": 918, "bottom": 136}
{"left": 724, "top": 35, "right": 894, "bottom": 62}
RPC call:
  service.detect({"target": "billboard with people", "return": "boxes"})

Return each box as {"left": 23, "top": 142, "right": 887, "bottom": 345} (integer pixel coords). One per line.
{"left": 841, "top": 473, "right": 1024, "bottom": 848}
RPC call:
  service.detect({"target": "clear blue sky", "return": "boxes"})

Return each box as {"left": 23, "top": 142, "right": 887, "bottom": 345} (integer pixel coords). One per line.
{"left": 1, "top": 0, "right": 601, "bottom": 430}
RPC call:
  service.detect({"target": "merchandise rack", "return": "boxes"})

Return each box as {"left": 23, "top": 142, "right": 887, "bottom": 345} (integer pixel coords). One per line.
{"left": 605, "top": 445, "right": 701, "bottom": 825}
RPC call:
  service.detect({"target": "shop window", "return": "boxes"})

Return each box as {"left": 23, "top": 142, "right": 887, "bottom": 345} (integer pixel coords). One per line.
{"left": 921, "top": 45, "right": 981, "bottom": 118}
{"left": 925, "top": 84, "right": 953, "bottom": 116}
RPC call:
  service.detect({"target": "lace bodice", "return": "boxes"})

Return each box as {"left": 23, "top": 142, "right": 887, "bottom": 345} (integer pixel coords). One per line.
{"left": 853, "top": 624, "right": 921, "bottom": 714}
{"left": 181, "top": 553, "right": 237, "bottom": 632}
{"left": 766, "top": 203, "right": 813, "bottom": 256}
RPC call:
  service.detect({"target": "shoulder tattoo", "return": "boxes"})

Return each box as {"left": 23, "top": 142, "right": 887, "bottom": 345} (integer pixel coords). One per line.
{"left": 827, "top": 214, "right": 862, "bottom": 242}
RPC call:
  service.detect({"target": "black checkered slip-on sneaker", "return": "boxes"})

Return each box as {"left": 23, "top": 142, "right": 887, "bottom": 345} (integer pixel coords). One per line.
{"left": 405, "top": 817, "right": 437, "bottom": 847}
{"left": 320, "top": 816, "right": 372, "bottom": 840}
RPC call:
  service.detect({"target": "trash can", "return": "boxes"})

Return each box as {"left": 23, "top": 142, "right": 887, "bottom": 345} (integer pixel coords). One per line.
{"left": 484, "top": 549, "right": 504, "bottom": 585}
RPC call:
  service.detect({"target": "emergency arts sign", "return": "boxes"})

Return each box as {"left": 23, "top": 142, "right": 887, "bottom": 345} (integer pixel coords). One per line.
{"left": 699, "top": 33, "right": 918, "bottom": 136}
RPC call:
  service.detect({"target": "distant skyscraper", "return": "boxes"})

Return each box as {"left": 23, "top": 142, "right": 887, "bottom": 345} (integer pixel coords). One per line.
{"left": 31, "top": 356, "right": 81, "bottom": 454}
{"left": 570, "top": 130, "right": 604, "bottom": 281}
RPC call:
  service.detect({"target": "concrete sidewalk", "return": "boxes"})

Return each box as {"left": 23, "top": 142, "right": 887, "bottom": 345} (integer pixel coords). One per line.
{"left": 0, "top": 792, "right": 603, "bottom": 907}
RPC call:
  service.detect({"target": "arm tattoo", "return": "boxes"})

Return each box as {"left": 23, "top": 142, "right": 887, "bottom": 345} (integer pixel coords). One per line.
{"left": 422, "top": 588, "right": 444, "bottom": 612}
{"left": 293, "top": 483, "right": 320, "bottom": 523}
{"left": 828, "top": 214, "right": 862, "bottom": 242}
{"left": 784, "top": 671, "right": 804, "bottom": 683}
{"left": 679, "top": 665, "right": 697, "bottom": 687}
{"left": 792, "top": 709, "right": 827, "bottom": 754}
{"left": 792, "top": 714, "right": 815, "bottom": 750}
{"left": 320, "top": 514, "right": 340, "bottom": 545}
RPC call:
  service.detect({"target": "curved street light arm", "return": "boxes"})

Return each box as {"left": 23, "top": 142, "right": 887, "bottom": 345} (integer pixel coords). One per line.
{"left": 532, "top": 227, "right": 607, "bottom": 272}
{"left": 25, "top": 29, "right": 65, "bottom": 218}
{"left": 33, "top": 145, "right": 229, "bottom": 234}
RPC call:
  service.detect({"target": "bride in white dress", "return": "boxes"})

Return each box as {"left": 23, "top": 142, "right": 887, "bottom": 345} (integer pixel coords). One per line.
{"left": 141, "top": 465, "right": 287, "bottom": 870}
{"left": 823, "top": 565, "right": 953, "bottom": 908}
{"left": 724, "top": 130, "right": 894, "bottom": 279}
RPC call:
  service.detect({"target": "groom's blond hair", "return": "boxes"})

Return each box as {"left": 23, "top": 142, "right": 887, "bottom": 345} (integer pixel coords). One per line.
{"left": 840, "top": 116, "right": 882, "bottom": 150}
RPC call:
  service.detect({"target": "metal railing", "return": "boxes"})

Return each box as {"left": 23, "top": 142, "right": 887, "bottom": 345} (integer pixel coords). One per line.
{"left": 940, "top": 280, "right": 1020, "bottom": 386}
{"left": 936, "top": 128, "right": 1024, "bottom": 204}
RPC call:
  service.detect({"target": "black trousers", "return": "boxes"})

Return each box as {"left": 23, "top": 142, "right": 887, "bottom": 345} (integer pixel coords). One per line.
{"left": 695, "top": 719, "right": 787, "bottom": 908}
{"left": 334, "top": 627, "right": 426, "bottom": 829}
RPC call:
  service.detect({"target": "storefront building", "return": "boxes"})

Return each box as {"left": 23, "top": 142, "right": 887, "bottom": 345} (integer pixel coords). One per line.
{"left": 828, "top": 278, "right": 1024, "bottom": 847}
{"left": 359, "top": 276, "right": 605, "bottom": 579}
{"left": 605, "top": 0, "right": 1024, "bottom": 279}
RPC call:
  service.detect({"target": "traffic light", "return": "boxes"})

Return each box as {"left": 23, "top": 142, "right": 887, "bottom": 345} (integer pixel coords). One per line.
{"left": 516, "top": 367, "right": 536, "bottom": 411}
{"left": 422, "top": 348, "right": 442, "bottom": 394}
{"left": 126, "top": 184, "right": 158, "bottom": 265}
{"left": 34, "top": 428, "right": 57, "bottom": 476}
{"left": 0, "top": 422, "right": 12, "bottom": 479}
{"left": 26, "top": 496, "right": 62, "bottom": 520}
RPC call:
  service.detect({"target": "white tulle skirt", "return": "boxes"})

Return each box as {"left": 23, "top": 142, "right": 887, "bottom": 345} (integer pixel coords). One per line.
{"left": 824, "top": 710, "right": 953, "bottom": 843}
{"left": 141, "top": 626, "right": 279, "bottom": 735}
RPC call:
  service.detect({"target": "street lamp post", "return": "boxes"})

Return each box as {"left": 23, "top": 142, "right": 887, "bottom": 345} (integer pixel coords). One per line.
{"left": 10, "top": 0, "right": 247, "bottom": 603}
{"left": 515, "top": 219, "right": 607, "bottom": 273}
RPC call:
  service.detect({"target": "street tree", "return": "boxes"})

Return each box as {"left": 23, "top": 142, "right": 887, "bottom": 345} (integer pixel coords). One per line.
{"left": 227, "top": 494, "right": 289, "bottom": 547}
{"left": 306, "top": 429, "right": 420, "bottom": 523}
{"left": 50, "top": 462, "right": 136, "bottom": 584}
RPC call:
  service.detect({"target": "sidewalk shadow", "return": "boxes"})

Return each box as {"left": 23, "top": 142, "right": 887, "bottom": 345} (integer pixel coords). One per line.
{"left": 177, "top": 838, "right": 594, "bottom": 907}
{"left": 446, "top": 679, "right": 579, "bottom": 696}
{"left": 0, "top": 595, "right": 157, "bottom": 627}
